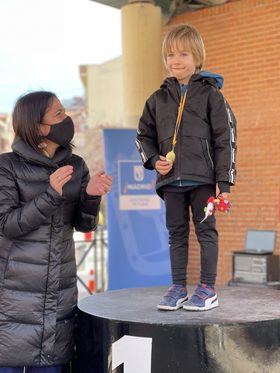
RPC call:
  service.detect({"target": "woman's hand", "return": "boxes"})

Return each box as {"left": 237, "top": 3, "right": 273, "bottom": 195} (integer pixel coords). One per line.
{"left": 155, "top": 155, "right": 173, "bottom": 175}
{"left": 50, "top": 165, "right": 73, "bottom": 195}
{"left": 86, "top": 171, "right": 113, "bottom": 196}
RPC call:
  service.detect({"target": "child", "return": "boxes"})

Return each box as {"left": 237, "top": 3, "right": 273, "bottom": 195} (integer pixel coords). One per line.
{"left": 135, "top": 24, "right": 237, "bottom": 311}
{"left": 0, "top": 91, "right": 112, "bottom": 371}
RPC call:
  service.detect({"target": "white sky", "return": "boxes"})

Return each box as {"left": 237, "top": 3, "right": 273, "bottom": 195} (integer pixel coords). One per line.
{"left": 0, "top": 0, "right": 122, "bottom": 112}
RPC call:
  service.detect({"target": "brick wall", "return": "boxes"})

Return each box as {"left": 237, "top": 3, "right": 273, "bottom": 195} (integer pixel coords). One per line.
{"left": 165, "top": 0, "right": 280, "bottom": 285}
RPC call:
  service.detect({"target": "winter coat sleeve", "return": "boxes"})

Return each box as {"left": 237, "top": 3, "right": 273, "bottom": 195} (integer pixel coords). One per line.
{"left": 135, "top": 94, "right": 160, "bottom": 170}
{"left": 0, "top": 160, "right": 64, "bottom": 239}
{"left": 208, "top": 87, "right": 237, "bottom": 186}
{"left": 74, "top": 160, "right": 101, "bottom": 232}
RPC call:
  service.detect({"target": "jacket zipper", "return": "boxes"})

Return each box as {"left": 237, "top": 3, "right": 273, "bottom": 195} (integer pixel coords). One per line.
{"left": 205, "top": 139, "right": 214, "bottom": 169}
{"left": 176, "top": 82, "right": 192, "bottom": 181}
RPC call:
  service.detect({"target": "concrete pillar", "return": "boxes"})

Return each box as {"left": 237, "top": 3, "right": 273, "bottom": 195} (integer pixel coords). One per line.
{"left": 121, "top": 0, "right": 162, "bottom": 127}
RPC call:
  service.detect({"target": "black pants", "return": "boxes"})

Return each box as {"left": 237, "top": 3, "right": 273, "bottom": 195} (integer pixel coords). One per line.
{"left": 163, "top": 185, "right": 218, "bottom": 287}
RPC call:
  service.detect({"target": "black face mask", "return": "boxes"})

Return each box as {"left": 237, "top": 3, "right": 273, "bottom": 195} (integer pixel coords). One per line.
{"left": 45, "top": 116, "right": 74, "bottom": 146}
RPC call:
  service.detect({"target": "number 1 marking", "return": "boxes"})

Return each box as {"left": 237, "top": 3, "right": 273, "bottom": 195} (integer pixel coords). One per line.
{"left": 112, "top": 335, "right": 152, "bottom": 373}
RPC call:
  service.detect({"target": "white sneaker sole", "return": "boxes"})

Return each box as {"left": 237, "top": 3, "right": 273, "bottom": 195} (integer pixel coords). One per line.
{"left": 157, "top": 296, "right": 188, "bottom": 311}
{"left": 183, "top": 297, "right": 219, "bottom": 312}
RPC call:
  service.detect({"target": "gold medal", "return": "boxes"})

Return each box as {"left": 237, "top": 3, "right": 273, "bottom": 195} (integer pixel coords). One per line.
{"left": 166, "top": 150, "right": 176, "bottom": 162}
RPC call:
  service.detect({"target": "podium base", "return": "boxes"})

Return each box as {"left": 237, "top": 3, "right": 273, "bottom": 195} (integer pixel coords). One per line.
{"left": 76, "top": 286, "right": 280, "bottom": 373}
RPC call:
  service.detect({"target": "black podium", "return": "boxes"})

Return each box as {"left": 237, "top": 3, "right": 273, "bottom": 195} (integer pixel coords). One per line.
{"left": 76, "top": 286, "right": 280, "bottom": 373}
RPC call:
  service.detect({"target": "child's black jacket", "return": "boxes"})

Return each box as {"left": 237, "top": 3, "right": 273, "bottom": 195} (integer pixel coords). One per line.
{"left": 136, "top": 72, "right": 237, "bottom": 197}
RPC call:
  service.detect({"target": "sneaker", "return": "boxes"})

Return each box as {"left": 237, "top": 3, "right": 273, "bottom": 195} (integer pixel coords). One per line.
{"left": 183, "top": 283, "right": 218, "bottom": 311}
{"left": 157, "top": 285, "right": 188, "bottom": 311}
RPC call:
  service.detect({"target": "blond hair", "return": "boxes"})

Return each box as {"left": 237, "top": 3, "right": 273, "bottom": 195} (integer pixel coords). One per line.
{"left": 162, "top": 24, "right": 206, "bottom": 72}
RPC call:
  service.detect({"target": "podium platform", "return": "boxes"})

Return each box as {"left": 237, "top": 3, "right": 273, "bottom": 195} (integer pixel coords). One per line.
{"left": 76, "top": 286, "right": 280, "bottom": 373}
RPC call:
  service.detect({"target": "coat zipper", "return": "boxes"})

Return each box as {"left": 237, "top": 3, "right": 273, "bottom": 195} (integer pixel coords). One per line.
{"left": 176, "top": 81, "right": 192, "bottom": 181}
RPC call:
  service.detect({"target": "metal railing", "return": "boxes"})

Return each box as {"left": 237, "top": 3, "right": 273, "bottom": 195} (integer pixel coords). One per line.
{"left": 74, "top": 226, "right": 108, "bottom": 295}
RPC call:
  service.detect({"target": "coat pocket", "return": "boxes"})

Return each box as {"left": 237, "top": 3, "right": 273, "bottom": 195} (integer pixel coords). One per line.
{"left": 180, "top": 136, "right": 213, "bottom": 177}
{"left": 158, "top": 135, "right": 173, "bottom": 158}
{"left": 0, "top": 257, "right": 9, "bottom": 316}
{"left": 157, "top": 113, "right": 175, "bottom": 144}
{"left": 54, "top": 316, "right": 76, "bottom": 362}
{"left": 0, "top": 257, "right": 8, "bottom": 285}
{"left": 202, "top": 139, "right": 214, "bottom": 170}
{"left": 0, "top": 235, "right": 13, "bottom": 285}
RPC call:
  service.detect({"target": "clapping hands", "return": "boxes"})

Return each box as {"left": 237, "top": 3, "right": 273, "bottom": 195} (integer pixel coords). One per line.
{"left": 86, "top": 171, "right": 113, "bottom": 196}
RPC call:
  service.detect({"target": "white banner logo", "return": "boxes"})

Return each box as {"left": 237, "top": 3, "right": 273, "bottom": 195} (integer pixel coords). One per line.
{"left": 134, "top": 165, "right": 144, "bottom": 181}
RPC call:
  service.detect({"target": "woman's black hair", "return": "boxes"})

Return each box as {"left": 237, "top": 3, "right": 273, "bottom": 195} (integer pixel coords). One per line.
{"left": 12, "top": 91, "right": 57, "bottom": 151}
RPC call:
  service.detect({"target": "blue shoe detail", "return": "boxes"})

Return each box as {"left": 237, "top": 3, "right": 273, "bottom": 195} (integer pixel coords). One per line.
{"left": 183, "top": 283, "right": 218, "bottom": 311}
{"left": 157, "top": 285, "right": 188, "bottom": 311}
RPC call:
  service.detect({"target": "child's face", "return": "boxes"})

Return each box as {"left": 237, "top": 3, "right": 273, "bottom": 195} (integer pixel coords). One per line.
{"left": 166, "top": 44, "right": 196, "bottom": 84}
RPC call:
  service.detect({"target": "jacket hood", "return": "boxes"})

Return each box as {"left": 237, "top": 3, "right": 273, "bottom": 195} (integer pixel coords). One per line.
{"left": 12, "top": 137, "right": 72, "bottom": 168}
{"left": 198, "top": 71, "right": 224, "bottom": 89}
{"left": 162, "top": 71, "right": 224, "bottom": 90}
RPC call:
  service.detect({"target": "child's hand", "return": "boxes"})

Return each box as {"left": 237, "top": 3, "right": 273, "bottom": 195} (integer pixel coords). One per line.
{"left": 155, "top": 155, "right": 173, "bottom": 175}
{"left": 216, "top": 184, "right": 229, "bottom": 200}
{"left": 220, "top": 193, "right": 229, "bottom": 199}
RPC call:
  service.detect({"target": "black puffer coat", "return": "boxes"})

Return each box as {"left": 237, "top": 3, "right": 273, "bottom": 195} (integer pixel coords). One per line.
{"left": 0, "top": 138, "right": 100, "bottom": 367}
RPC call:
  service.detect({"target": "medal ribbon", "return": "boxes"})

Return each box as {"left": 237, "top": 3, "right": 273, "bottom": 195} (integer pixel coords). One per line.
{"left": 170, "top": 90, "right": 187, "bottom": 152}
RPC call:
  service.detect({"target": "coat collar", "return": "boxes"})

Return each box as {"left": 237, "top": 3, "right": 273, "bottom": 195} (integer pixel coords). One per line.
{"left": 12, "top": 137, "right": 72, "bottom": 168}
{"left": 162, "top": 71, "right": 223, "bottom": 91}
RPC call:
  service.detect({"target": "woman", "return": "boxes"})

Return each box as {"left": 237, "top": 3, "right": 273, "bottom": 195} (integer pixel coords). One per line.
{"left": 0, "top": 91, "right": 112, "bottom": 372}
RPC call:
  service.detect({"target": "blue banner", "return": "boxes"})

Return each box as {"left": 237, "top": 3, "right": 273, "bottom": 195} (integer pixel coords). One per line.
{"left": 104, "top": 129, "right": 171, "bottom": 290}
